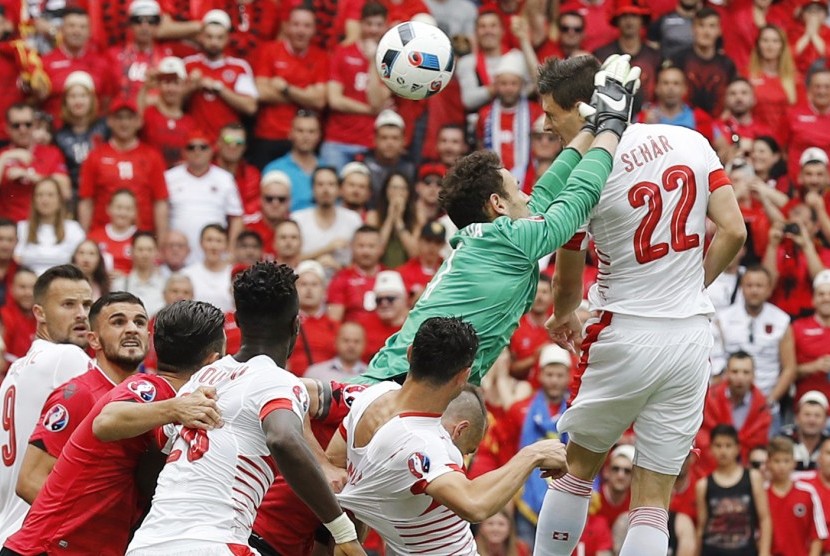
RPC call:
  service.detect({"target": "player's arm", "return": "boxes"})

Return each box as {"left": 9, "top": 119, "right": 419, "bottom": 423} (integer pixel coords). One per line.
{"left": 703, "top": 185, "right": 747, "bottom": 287}
{"left": 526, "top": 131, "right": 593, "bottom": 213}
{"left": 92, "top": 387, "right": 222, "bottom": 442}
{"left": 424, "top": 438, "right": 566, "bottom": 523}
{"left": 15, "top": 443, "right": 55, "bottom": 504}
{"left": 548, "top": 247, "right": 588, "bottom": 351}
{"left": 694, "top": 476, "right": 708, "bottom": 556}
{"left": 768, "top": 325, "right": 796, "bottom": 405}
{"left": 326, "top": 427, "right": 348, "bottom": 469}
{"left": 749, "top": 468, "right": 772, "bottom": 556}
{"left": 262, "top": 410, "right": 365, "bottom": 554}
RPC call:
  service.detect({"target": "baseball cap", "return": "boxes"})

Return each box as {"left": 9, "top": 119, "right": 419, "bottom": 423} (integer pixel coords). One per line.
{"left": 340, "top": 161, "right": 371, "bottom": 180}
{"left": 420, "top": 221, "right": 446, "bottom": 243}
{"left": 109, "top": 97, "right": 139, "bottom": 114}
{"left": 494, "top": 50, "right": 527, "bottom": 80}
{"left": 64, "top": 70, "right": 95, "bottom": 92}
{"left": 186, "top": 127, "right": 212, "bottom": 144}
{"left": 203, "top": 9, "right": 231, "bottom": 30}
{"left": 373, "top": 270, "right": 406, "bottom": 296}
{"left": 374, "top": 109, "right": 405, "bottom": 130}
{"left": 260, "top": 170, "right": 292, "bottom": 188}
{"left": 610, "top": 444, "right": 636, "bottom": 463}
{"left": 296, "top": 260, "right": 325, "bottom": 281}
{"left": 157, "top": 56, "right": 186, "bottom": 80}
{"left": 610, "top": 0, "right": 650, "bottom": 25}
{"left": 418, "top": 162, "right": 446, "bottom": 181}
{"left": 799, "top": 390, "right": 830, "bottom": 411}
{"left": 129, "top": 0, "right": 160, "bottom": 16}
{"left": 814, "top": 269, "right": 830, "bottom": 289}
{"left": 538, "top": 344, "right": 572, "bottom": 368}
{"left": 800, "top": 147, "right": 829, "bottom": 167}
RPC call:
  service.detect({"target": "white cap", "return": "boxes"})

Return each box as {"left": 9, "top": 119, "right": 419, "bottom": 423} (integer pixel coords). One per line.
{"left": 494, "top": 50, "right": 527, "bottom": 80}
{"left": 129, "top": 0, "right": 160, "bottom": 16}
{"left": 374, "top": 109, "right": 405, "bottom": 130}
{"left": 63, "top": 70, "right": 95, "bottom": 92}
{"left": 373, "top": 270, "right": 406, "bottom": 296}
{"left": 157, "top": 56, "right": 186, "bottom": 79}
{"left": 260, "top": 170, "right": 291, "bottom": 188}
{"left": 799, "top": 390, "right": 830, "bottom": 411}
{"left": 610, "top": 444, "right": 636, "bottom": 463}
{"left": 538, "top": 344, "right": 572, "bottom": 368}
{"left": 340, "top": 161, "right": 371, "bottom": 179}
{"left": 800, "top": 147, "right": 829, "bottom": 167}
{"left": 411, "top": 12, "right": 438, "bottom": 26}
{"left": 814, "top": 269, "right": 830, "bottom": 290}
{"left": 202, "top": 9, "right": 231, "bottom": 30}
{"left": 296, "top": 260, "right": 325, "bottom": 281}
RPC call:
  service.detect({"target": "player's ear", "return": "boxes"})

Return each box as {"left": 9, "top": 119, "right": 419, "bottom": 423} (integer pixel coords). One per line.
{"left": 451, "top": 420, "right": 470, "bottom": 440}
{"left": 486, "top": 193, "right": 506, "bottom": 218}
{"left": 33, "top": 303, "right": 46, "bottom": 325}
{"left": 406, "top": 344, "right": 413, "bottom": 363}
{"left": 87, "top": 330, "right": 102, "bottom": 351}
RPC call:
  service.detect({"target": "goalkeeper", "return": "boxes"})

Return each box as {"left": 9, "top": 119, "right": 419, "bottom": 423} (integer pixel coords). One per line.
{"left": 357, "top": 54, "right": 641, "bottom": 385}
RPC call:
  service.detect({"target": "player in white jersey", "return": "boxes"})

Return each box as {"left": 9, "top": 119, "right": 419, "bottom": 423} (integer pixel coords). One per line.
{"left": 329, "top": 317, "right": 568, "bottom": 556}
{"left": 0, "top": 264, "right": 92, "bottom": 544}
{"left": 532, "top": 57, "right": 746, "bottom": 556}
{"left": 127, "top": 262, "right": 365, "bottom": 556}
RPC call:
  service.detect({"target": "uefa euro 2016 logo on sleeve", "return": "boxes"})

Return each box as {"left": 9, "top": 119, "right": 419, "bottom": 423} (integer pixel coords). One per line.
{"left": 128, "top": 380, "right": 157, "bottom": 402}
{"left": 44, "top": 404, "right": 69, "bottom": 432}
{"left": 407, "top": 452, "right": 431, "bottom": 479}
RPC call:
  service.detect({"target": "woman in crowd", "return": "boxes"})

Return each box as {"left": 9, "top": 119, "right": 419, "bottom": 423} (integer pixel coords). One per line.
{"left": 72, "top": 239, "right": 110, "bottom": 301}
{"left": 14, "top": 178, "right": 86, "bottom": 275}
{"left": 475, "top": 507, "right": 530, "bottom": 556}
{"left": 365, "top": 172, "right": 419, "bottom": 268}
{"left": 750, "top": 136, "right": 791, "bottom": 196}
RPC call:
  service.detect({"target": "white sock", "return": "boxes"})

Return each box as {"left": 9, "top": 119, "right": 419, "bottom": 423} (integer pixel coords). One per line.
{"left": 618, "top": 507, "right": 669, "bottom": 556}
{"left": 533, "top": 473, "right": 593, "bottom": 555}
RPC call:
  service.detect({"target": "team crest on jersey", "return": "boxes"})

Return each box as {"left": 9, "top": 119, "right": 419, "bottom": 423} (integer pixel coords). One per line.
{"left": 407, "top": 452, "right": 431, "bottom": 479}
{"left": 222, "top": 69, "right": 236, "bottom": 82}
{"left": 341, "top": 384, "right": 366, "bottom": 408}
{"left": 765, "top": 324, "right": 773, "bottom": 334}
{"left": 794, "top": 503, "right": 807, "bottom": 517}
{"left": 128, "top": 380, "right": 157, "bottom": 402}
{"left": 43, "top": 404, "right": 69, "bottom": 432}
{"left": 293, "top": 385, "right": 309, "bottom": 413}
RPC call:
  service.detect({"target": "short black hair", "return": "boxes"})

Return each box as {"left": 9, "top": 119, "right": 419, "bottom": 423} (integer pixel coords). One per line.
{"left": 88, "top": 291, "right": 145, "bottom": 330}
{"left": 360, "top": 1, "right": 387, "bottom": 20}
{"left": 63, "top": 6, "right": 88, "bottom": 17}
{"left": 354, "top": 224, "right": 380, "bottom": 237}
{"left": 742, "top": 265, "right": 772, "bottom": 283}
{"left": 33, "top": 264, "right": 87, "bottom": 304}
{"left": 710, "top": 423, "right": 739, "bottom": 444}
{"left": 312, "top": 166, "right": 338, "bottom": 183}
{"left": 154, "top": 300, "right": 226, "bottom": 373}
{"left": 440, "top": 150, "right": 507, "bottom": 229}
{"left": 656, "top": 62, "right": 685, "bottom": 82}
{"left": 727, "top": 350, "right": 755, "bottom": 368}
{"left": 131, "top": 230, "right": 157, "bottom": 248}
{"left": 200, "top": 223, "right": 228, "bottom": 241}
{"left": 0, "top": 217, "right": 16, "bottom": 231}
{"left": 233, "top": 261, "right": 299, "bottom": 328}
{"left": 728, "top": 76, "right": 752, "bottom": 88}
{"left": 538, "top": 55, "right": 599, "bottom": 110}
{"left": 236, "top": 230, "right": 263, "bottom": 247}
{"left": 5, "top": 102, "right": 33, "bottom": 123}
{"left": 807, "top": 67, "right": 830, "bottom": 88}
{"left": 409, "top": 317, "right": 478, "bottom": 386}
{"left": 694, "top": 6, "right": 720, "bottom": 21}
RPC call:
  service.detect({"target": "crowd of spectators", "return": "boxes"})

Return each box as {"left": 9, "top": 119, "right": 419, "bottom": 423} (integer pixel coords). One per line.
{"left": 1, "top": 0, "right": 830, "bottom": 553}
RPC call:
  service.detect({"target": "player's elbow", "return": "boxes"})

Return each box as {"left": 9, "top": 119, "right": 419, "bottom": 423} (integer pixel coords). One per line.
{"left": 91, "top": 412, "right": 119, "bottom": 442}
{"left": 456, "top": 502, "right": 491, "bottom": 524}
{"left": 16, "top": 471, "right": 40, "bottom": 505}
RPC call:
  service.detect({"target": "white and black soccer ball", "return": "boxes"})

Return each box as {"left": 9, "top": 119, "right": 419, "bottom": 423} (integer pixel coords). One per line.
{"left": 375, "top": 20, "right": 455, "bottom": 101}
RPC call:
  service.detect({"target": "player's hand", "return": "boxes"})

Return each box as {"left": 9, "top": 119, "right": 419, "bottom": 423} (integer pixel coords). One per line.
{"left": 333, "top": 541, "right": 367, "bottom": 556}
{"left": 579, "top": 54, "right": 641, "bottom": 139}
{"left": 323, "top": 461, "right": 348, "bottom": 493}
{"left": 545, "top": 312, "right": 583, "bottom": 354}
{"left": 174, "top": 387, "right": 223, "bottom": 430}
{"left": 529, "top": 439, "right": 568, "bottom": 480}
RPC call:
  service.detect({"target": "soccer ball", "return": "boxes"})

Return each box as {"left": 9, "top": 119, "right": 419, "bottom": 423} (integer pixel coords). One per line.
{"left": 375, "top": 21, "right": 455, "bottom": 100}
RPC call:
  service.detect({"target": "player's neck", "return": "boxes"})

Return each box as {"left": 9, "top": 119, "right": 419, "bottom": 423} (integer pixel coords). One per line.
{"left": 156, "top": 370, "right": 195, "bottom": 391}
{"left": 98, "top": 359, "right": 137, "bottom": 384}
{"left": 396, "top": 381, "right": 457, "bottom": 416}
{"left": 771, "top": 478, "right": 792, "bottom": 494}
{"left": 233, "top": 342, "right": 290, "bottom": 368}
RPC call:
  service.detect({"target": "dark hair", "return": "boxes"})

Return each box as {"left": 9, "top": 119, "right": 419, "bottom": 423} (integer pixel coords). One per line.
{"left": 376, "top": 172, "right": 417, "bottom": 232}
{"left": 218, "top": 121, "right": 245, "bottom": 136}
{"left": 5, "top": 102, "right": 33, "bottom": 122}
{"left": 742, "top": 264, "right": 772, "bottom": 283}
{"left": 558, "top": 10, "right": 585, "bottom": 25}
{"left": 710, "top": 423, "right": 739, "bottom": 443}
{"left": 694, "top": 6, "right": 720, "bottom": 21}
{"left": 289, "top": 4, "right": 316, "bottom": 19}
{"left": 728, "top": 76, "right": 752, "bottom": 88}
{"left": 109, "top": 188, "right": 136, "bottom": 203}
{"left": 236, "top": 230, "right": 263, "bottom": 247}
{"left": 727, "top": 350, "right": 755, "bottom": 369}
{"left": 538, "top": 55, "right": 599, "bottom": 111}
{"left": 33, "top": 264, "right": 87, "bottom": 304}
{"left": 753, "top": 135, "right": 787, "bottom": 180}
{"left": 62, "top": 6, "right": 89, "bottom": 17}
{"left": 768, "top": 435, "right": 795, "bottom": 457}
{"left": 200, "top": 223, "right": 228, "bottom": 241}
{"left": 806, "top": 66, "right": 830, "bottom": 88}
{"left": 154, "top": 300, "right": 226, "bottom": 373}
{"left": 354, "top": 224, "right": 381, "bottom": 237}
{"left": 233, "top": 261, "right": 299, "bottom": 328}
{"left": 440, "top": 150, "right": 507, "bottom": 229}
{"left": 656, "top": 62, "right": 685, "bottom": 82}
{"left": 0, "top": 217, "right": 16, "bottom": 231}
{"left": 312, "top": 166, "right": 338, "bottom": 184}
{"left": 360, "top": 1, "right": 387, "bottom": 20}
{"left": 72, "top": 240, "right": 111, "bottom": 297}
{"left": 409, "top": 317, "right": 478, "bottom": 386}
{"left": 131, "top": 230, "right": 157, "bottom": 248}
{"left": 88, "top": 291, "right": 145, "bottom": 330}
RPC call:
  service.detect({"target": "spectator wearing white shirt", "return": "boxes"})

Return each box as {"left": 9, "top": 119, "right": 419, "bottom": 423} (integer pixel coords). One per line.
{"left": 14, "top": 178, "right": 85, "bottom": 275}
{"left": 112, "top": 232, "right": 166, "bottom": 315}
{"left": 305, "top": 321, "right": 368, "bottom": 383}
{"left": 274, "top": 219, "right": 302, "bottom": 270}
{"left": 292, "top": 166, "right": 362, "bottom": 272}
{"left": 181, "top": 223, "right": 234, "bottom": 312}
{"left": 165, "top": 128, "right": 243, "bottom": 264}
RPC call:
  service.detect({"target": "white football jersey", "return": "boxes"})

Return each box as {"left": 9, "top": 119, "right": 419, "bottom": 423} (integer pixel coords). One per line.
{"left": 126, "top": 354, "right": 308, "bottom": 552}
{"left": 566, "top": 124, "right": 729, "bottom": 318}
{"left": 0, "top": 339, "right": 90, "bottom": 544}
{"left": 337, "top": 382, "right": 477, "bottom": 556}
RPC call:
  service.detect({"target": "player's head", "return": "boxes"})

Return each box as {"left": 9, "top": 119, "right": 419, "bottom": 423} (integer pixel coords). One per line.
{"left": 88, "top": 291, "right": 149, "bottom": 371}
{"left": 33, "top": 264, "right": 93, "bottom": 348}
{"left": 796, "top": 391, "right": 829, "bottom": 437}
{"left": 441, "top": 385, "right": 487, "bottom": 456}
{"left": 233, "top": 261, "right": 300, "bottom": 354}
{"left": 440, "top": 150, "right": 530, "bottom": 229}
{"left": 724, "top": 350, "right": 755, "bottom": 398}
{"left": 407, "top": 317, "right": 478, "bottom": 392}
{"left": 154, "top": 300, "right": 226, "bottom": 374}
{"left": 740, "top": 265, "right": 773, "bottom": 311}
{"left": 537, "top": 55, "right": 599, "bottom": 143}
{"left": 767, "top": 436, "right": 796, "bottom": 482}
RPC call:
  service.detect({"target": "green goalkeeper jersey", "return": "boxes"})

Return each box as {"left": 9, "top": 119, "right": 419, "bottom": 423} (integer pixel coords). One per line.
{"left": 356, "top": 147, "right": 613, "bottom": 386}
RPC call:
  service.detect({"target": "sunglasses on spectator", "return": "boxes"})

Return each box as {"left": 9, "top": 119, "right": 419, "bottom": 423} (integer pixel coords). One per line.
{"left": 749, "top": 460, "right": 765, "bottom": 469}
{"left": 422, "top": 177, "right": 441, "bottom": 186}
{"left": 559, "top": 24, "right": 583, "bottom": 33}
{"left": 376, "top": 296, "right": 399, "bottom": 305}
{"left": 263, "top": 195, "right": 289, "bottom": 204}
{"left": 130, "top": 15, "right": 161, "bottom": 25}
{"left": 610, "top": 465, "right": 632, "bottom": 475}
{"left": 9, "top": 121, "right": 33, "bottom": 130}
{"left": 186, "top": 143, "right": 211, "bottom": 151}
{"left": 221, "top": 135, "right": 245, "bottom": 146}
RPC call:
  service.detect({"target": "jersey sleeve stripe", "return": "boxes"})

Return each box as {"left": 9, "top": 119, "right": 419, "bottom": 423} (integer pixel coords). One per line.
{"left": 708, "top": 168, "right": 731, "bottom": 192}
{"left": 258, "top": 398, "right": 293, "bottom": 421}
{"left": 563, "top": 232, "right": 588, "bottom": 251}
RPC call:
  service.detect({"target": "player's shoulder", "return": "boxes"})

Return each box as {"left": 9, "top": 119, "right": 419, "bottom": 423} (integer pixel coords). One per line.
{"left": 621, "top": 123, "right": 707, "bottom": 148}
{"left": 117, "top": 374, "right": 174, "bottom": 403}
{"left": 36, "top": 340, "right": 91, "bottom": 365}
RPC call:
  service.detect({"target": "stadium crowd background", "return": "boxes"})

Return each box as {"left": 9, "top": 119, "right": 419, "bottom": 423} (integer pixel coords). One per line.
{"left": 0, "top": 0, "right": 830, "bottom": 552}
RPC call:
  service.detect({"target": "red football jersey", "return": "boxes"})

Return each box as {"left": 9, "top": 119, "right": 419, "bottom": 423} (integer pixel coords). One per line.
{"left": 596, "top": 487, "right": 631, "bottom": 531}
{"left": 804, "top": 473, "right": 830, "bottom": 554}
{"left": 793, "top": 316, "right": 830, "bottom": 404}
{"left": 41, "top": 46, "right": 116, "bottom": 120}
{"left": 768, "top": 481, "right": 827, "bottom": 556}
{"left": 0, "top": 144, "right": 68, "bottom": 222}
{"left": 327, "top": 266, "right": 382, "bottom": 323}
{"left": 395, "top": 256, "right": 441, "bottom": 299}
{"left": 354, "top": 312, "right": 402, "bottom": 363}
{"left": 509, "top": 313, "right": 554, "bottom": 386}
{"left": 141, "top": 105, "right": 199, "bottom": 168}
{"left": 0, "top": 301, "right": 36, "bottom": 361}
{"left": 324, "top": 43, "right": 375, "bottom": 147}
{"left": 87, "top": 225, "right": 135, "bottom": 275}
{"left": 288, "top": 312, "right": 339, "bottom": 377}
{"left": 5, "top": 374, "right": 176, "bottom": 555}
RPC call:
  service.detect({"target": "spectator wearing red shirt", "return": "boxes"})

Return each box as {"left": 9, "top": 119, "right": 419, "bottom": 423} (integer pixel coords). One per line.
{"left": 320, "top": 2, "right": 391, "bottom": 171}
{"left": 244, "top": 171, "right": 292, "bottom": 259}
{"left": 714, "top": 78, "right": 775, "bottom": 164}
{"left": 804, "top": 439, "right": 830, "bottom": 555}
{"left": 561, "top": 0, "right": 619, "bottom": 53}
{"left": 355, "top": 270, "right": 408, "bottom": 362}
{"left": 396, "top": 221, "right": 445, "bottom": 302}
{"left": 288, "top": 260, "right": 339, "bottom": 377}
{"left": 784, "top": 68, "right": 830, "bottom": 181}
{"left": 215, "top": 122, "right": 260, "bottom": 217}
{"left": 696, "top": 351, "right": 771, "bottom": 474}
{"left": 791, "top": 0, "right": 830, "bottom": 75}
{"left": 40, "top": 7, "right": 115, "bottom": 121}
{"left": 0, "top": 267, "right": 36, "bottom": 363}
{"left": 305, "top": 322, "right": 369, "bottom": 383}
{"left": 182, "top": 10, "right": 258, "bottom": 141}
{"left": 793, "top": 271, "right": 830, "bottom": 404}
{"left": 78, "top": 98, "right": 169, "bottom": 235}
{"left": 596, "top": 445, "right": 635, "bottom": 531}
{"left": 87, "top": 0, "right": 201, "bottom": 53}
{"left": 251, "top": 6, "right": 328, "bottom": 169}
{"left": 86, "top": 190, "right": 137, "bottom": 276}
{"left": 0, "top": 104, "right": 70, "bottom": 222}
{"left": 327, "top": 226, "right": 384, "bottom": 322}
{"left": 767, "top": 436, "right": 828, "bottom": 556}
{"left": 208, "top": 0, "right": 283, "bottom": 61}
{"left": 508, "top": 275, "right": 553, "bottom": 384}
{"left": 798, "top": 148, "right": 830, "bottom": 243}
{"left": 640, "top": 65, "right": 714, "bottom": 142}
{"left": 0, "top": 219, "right": 18, "bottom": 308}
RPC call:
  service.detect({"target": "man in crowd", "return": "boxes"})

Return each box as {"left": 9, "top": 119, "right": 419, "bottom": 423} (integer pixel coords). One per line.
{"left": 396, "top": 221, "right": 445, "bottom": 301}
{"left": 780, "top": 391, "right": 830, "bottom": 471}
{"left": 112, "top": 232, "right": 167, "bottom": 316}
{"left": 784, "top": 68, "right": 830, "bottom": 180}
{"left": 181, "top": 224, "right": 234, "bottom": 313}
{"left": 327, "top": 226, "right": 383, "bottom": 322}
{"left": 640, "top": 64, "right": 714, "bottom": 142}
{"left": 214, "top": 123, "right": 260, "bottom": 216}
{"left": 159, "top": 231, "right": 190, "bottom": 276}
{"left": 233, "top": 231, "right": 263, "bottom": 266}
{"left": 274, "top": 220, "right": 303, "bottom": 269}
{"left": 355, "top": 270, "right": 409, "bottom": 362}
{"left": 793, "top": 270, "right": 830, "bottom": 403}
{"left": 245, "top": 171, "right": 292, "bottom": 260}
{"left": 262, "top": 112, "right": 321, "bottom": 212}
{"left": 361, "top": 110, "right": 415, "bottom": 201}
{"left": 287, "top": 261, "right": 338, "bottom": 377}
{"left": 339, "top": 162, "right": 373, "bottom": 216}
{"left": 305, "top": 322, "right": 368, "bottom": 383}
{"left": 457, "top": 11, "right": 507, "bottom": 112}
